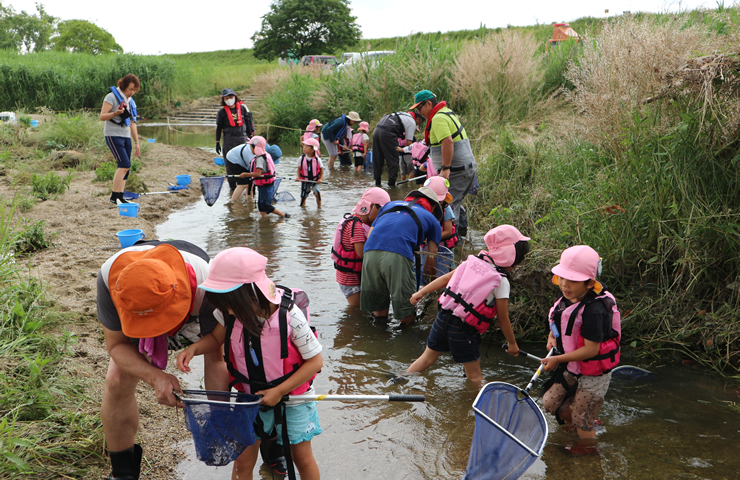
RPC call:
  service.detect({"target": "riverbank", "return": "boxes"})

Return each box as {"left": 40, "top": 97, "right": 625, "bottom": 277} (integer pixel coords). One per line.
{"left": 0, "top": 135, "right": 212, "bottom": 478}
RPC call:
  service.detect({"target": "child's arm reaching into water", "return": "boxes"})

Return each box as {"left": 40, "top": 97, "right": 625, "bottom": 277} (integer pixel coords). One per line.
{"left": 496, "top": 298, "right": 520, "bottom": 357}
{"left": 176, "top": 323, "right": 226, "bottom": 373}
{"left": 410, "top": 270, "right": 455, "bottom": 305}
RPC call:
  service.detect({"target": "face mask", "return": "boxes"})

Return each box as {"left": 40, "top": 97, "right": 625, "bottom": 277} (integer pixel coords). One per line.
{"left": 225, "top": 98, "right": 236, "bottom": 106}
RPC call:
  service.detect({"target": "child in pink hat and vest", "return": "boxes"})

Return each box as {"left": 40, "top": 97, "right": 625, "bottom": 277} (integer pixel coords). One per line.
{"left": 540, "top": 245, "right": 621, "bottom": 443}
{"left": 177, "top": 247, "right": 322, "bottom": 480}
{"left": 407, "top": 225, "right": 530, "bottom": 385}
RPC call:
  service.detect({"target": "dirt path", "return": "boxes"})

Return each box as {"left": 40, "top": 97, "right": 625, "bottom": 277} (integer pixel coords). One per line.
{"left": 1, "top": 142, "right": 215, "bottom": 479}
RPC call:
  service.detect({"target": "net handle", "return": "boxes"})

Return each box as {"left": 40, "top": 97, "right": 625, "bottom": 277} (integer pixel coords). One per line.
{"left": 282, "top": 394, "right": 425, "bottom": 403}
{"left": 173, "top": 390, "right": 262, "bottom": 406}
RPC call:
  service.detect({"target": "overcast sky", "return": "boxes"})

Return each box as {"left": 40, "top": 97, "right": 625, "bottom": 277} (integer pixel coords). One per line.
{"left": 6, "top": 0, "right": 716, "bottom": 55}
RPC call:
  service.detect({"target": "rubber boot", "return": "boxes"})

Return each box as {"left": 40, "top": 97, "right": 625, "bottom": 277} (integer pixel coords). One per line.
{"left": 108, "top": 444, "right": 142, "bottom": 480}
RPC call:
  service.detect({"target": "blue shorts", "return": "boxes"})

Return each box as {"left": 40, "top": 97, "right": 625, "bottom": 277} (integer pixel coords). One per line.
{"left": 105, "top": 136, "right": 132, "bottom": 179}
{"left": 426, "top": 309, "right": 481, "bottom": 363}
{"left": 257, "top": 401, "right": 322, "bottom": 445}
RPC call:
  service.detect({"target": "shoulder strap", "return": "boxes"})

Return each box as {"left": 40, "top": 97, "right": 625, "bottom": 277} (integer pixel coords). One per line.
{"left": 277, "top": 287, "right": 295, "bottom": 360}
{"left": 429, "top": 110, "right": 464, "bottom": 146}
{"left": 377, "top": 199, "right": 424, "bottom": 288}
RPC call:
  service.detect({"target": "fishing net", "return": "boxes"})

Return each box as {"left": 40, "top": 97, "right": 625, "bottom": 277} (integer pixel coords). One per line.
{"left": 272, "top": 178, "right": 295, "bottom": 203}
{"left": 200, "top": 177, "right": 224, "bottom": 207}
{"left": 420, "top": 246, "right": 456, "bottom": 285}
{"left": 180, "top": 390, "right": 260, "bottom": 466}
{"left": 464, "top": 382, "right": 548, "bottom": 480}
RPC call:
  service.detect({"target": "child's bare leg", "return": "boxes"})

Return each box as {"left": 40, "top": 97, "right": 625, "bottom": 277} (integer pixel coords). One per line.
{"left": 232, "top": 442, "right": 260, "bottom": 480}
{"left": 315, "top": 191, "right": 321, "bottom": 207}
{"left": 300, "top": 196, "right": 307, "bottom": 207}
{"left": 290, "top": 440, "right": 320, "bottom": 480}
{"left": 407, "top": 347, "right": 442, "bottom": 373}
{"left": 231, "top": 185, "right": 247, "bottom": 203}
{"left": 346, "top": 292, "right": 360, "bottom": 306}
{"left": 462, "top": 359, "right": 484, "bottom": 386}
{"left": 398, "top": 313, "right": 415, "bottom": 325}
{"left": 373, "top": 308, "right": 389, "bottom": 318}
{"left": 272, "top": 208, "right": 287, "bottom": 218}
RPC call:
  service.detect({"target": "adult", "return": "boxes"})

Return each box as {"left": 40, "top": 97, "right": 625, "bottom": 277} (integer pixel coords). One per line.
{"left": 225, "top": 142, "right": 255, "bottom": 203}
{"left": 100, "top": 74, "right": 141, "bottom": 206}
{"left": 372, "top": 111, "right": 424, "bottom": 187}
{"left": 360, "top": 187, "right": 442, "bottom": 325}
{"left": 97, "top": 241, "right": 228, "bottom": 480}
{"left": 215, "top": 88, "right": 255, "bottom": 191}
{"left": 321, "top": 111, "right": 361, "bottom": 169}
{"left": 411, "top": 90, "right": 477, "bottom": 219}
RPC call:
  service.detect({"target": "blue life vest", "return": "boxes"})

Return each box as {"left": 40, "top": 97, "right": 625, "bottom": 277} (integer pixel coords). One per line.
{"left": 109, "top": 87, "right": 137, "bottom": 127}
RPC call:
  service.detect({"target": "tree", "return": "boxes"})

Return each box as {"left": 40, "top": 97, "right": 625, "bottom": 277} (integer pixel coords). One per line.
{"left": 252, "top": 0, "right": 362, "bottom": 61}
{"left": 0, "top": 2, "right": 57, "bottom": 52}
{"left": 53, "top": 20, "right": 122, "bottom": 55}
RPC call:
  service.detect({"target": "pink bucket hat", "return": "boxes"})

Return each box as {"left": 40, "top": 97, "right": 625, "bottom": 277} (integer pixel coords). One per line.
{"left": 484, "top": 225, "right": 530, "bottom": 268}
{"left": 551, "top": 245, "right": 603, "bottom": 294}
{"left": 302, "top": 137, "right": 320, "bottom": 152}
{"left": 353, "top": 187, "right": 391, "bottom": 215}
{"left": 307, "top": 119, "right": 322, "bottom": 129}
{"left": 198, "top": 247, "right": 279, "bottom": 304}
{"left": 358, "top": 121, "right": 370, "bottom": 132}
{"left": 249, "top": 136, "right": 267, "bottom": 156}
{"left": 423, "top": 177, "right": 453, "bottom": 204}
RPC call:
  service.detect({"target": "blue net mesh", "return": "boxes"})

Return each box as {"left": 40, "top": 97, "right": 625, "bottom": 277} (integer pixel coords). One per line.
{"left": 271, "top": 177, "right": 295, "bottom": 202}
{"left": 200, "top": 177, "right": 224, "bottom": 207}
{"left": 464, "top": 383, "right": 548, "bottom": 480}
{"left": 181, "top": 390, "right": 260, "bottom": 466}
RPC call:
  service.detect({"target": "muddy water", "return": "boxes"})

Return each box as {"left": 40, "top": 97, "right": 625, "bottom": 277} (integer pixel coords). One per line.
{"left": 140, "top": 124, "right": 740, "bottom": 480}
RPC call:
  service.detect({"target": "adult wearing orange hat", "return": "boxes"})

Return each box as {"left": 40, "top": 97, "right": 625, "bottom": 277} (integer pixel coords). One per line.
{"left": 96, "top": 241, "right": 228, "bottom": 480}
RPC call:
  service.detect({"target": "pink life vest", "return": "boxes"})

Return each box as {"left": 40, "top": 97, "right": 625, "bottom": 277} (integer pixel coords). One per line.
{"left": 331, "top": 214, "right": 370, "bottom": 273}
{"left": 226, "top": 287, "right": 317, "bottom": 395}
{"left": 298, "top": 154, "right": 321, "bottom": 181}
{"left": 548, "top": 291, "right": 621, "bottom": 376}
{"left": 441, "top": 211, "right": 459, "bottom": 249}
{"left": 251, "top": 153, "right": 276, "bottom": 186}
{"left": 411, "top": 142, "right": 429, "bottom": 168}
{"left": 438, "top": 253, "right": 503, "bottom": 334}
{"left": 351, "top": 133, "right": 366, "bottom": 153}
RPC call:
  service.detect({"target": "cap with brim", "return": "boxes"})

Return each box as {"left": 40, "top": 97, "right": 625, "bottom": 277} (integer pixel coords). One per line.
{"left": 406, "top": 187, "right": 443, "bottom": 220}
{"left": 347, "top": 111, "right": 361, "bottom": 122}
{"left": 109, "top": 244, "right": 192, "bottom": 339}
{"left": 250, "top": 136, "right": 267, "bottom": 156}
{"left": 222, "top": 88, "right": 236, "bottom": 97}
{"left": 353, "top": 187, "right": 391, "bottom": 215}
{"left": 551, "top": 245, "right": 603, "bottom": 294}
{"left": 302, "top": 137, "right": 320, "bottom": 152}
{"left": 484, "top": 225, "right": 531, "bottom": 268}
{"left": 423, "top": 177, "right": 453, "bottom": 204}
{"left": 199, "top": 247, "right": 280, "bottom": 304}
{"left": 310, "top": 118, "right": 322, "bottom": 127}
{"left": 410, "top": 89, "right": 436, "bottom": 110}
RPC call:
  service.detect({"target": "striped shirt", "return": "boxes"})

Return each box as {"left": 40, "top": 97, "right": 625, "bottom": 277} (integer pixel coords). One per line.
{"left": 335, "top": 217, "right": 367, "bottom": 286}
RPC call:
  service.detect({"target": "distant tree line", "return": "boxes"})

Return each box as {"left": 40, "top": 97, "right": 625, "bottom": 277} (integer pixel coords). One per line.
{"left": 0, "top": 2, "right": 122, "bottom": 55}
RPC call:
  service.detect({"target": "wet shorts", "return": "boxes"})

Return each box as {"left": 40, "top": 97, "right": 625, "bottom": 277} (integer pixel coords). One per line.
{"left": 426, "top": 309, "right": 480, "bottom": 363}
{"left": 542, "top": 370, "right": 611, "bottom": 431}
{"left": 322, "top": 137, "right": 338, "bottom": 157}
{"left": 354, "top": 153, "right": 365, "bottom": 168}
{"left": 399, "top": 154, "right": 414, "bottom": 176}
{"left": 300, "top": 181, "right": 320, "bottom": 198}
{"left": 257, "top": 401, "right": 322, "bottom": 445}
{"left": 339, "top": 284, "right": 361, "bottom": 298}
{"left": 360, "top": 250, "right": 416, "bottom": 319}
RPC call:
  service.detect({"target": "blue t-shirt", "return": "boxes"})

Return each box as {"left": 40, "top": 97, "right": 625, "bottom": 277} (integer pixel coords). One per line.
{"left": 225, "top": 143, "right": 254, "bottom": 169}
{"left": 364, "top": 200, "right": 442, "bottom": 261}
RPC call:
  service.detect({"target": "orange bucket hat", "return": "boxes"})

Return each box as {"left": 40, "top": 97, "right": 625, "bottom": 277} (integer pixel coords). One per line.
{"left": 109, "top": 244, "right": 192, "bottom": 338}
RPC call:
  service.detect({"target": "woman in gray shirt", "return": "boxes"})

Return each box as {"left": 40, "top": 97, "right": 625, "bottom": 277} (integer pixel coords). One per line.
{"left": 99, "top": 74, "right": 141, "bottom": 205}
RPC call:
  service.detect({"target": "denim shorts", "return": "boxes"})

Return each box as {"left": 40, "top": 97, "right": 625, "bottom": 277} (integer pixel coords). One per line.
{"left": 339, "top": 284, "right": 361, "bottom": 298}
{"left": 257, "top": 401, "right": 322, "bottom": 445}
{"left": 257, "top": 184, "right": 275, "bottom": 213}
{"left": 426, "top": 309, "right": 481, "bottom": 363}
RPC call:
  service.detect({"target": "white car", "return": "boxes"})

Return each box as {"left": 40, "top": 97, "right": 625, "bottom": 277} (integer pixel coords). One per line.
{"left": 337, "top": 51, "right": 396, "bottom": 71}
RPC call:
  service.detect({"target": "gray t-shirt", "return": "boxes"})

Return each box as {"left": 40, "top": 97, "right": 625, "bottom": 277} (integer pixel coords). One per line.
{"left": 103, "top": 91, "right": 133, "bottom": 138}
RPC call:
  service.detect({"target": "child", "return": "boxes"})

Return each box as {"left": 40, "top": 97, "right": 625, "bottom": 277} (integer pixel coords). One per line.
{"left": 350, "top": 122, "right": 370, "bottom": 173}
{"left": 407, "top": 225, "right": 530, "bottom": 385}
{"left": 177, "top": 248, "right": 323, "bottom": 480}
{"left": 423, "top": 177, "right": 458, "bottom": 249}
{"left": 397, "top": 141, "right": 431, "bottom": 185}
{"left": 540, "top": 245, "right": 621, "bottom": 441}
{"left": 303, "top": 118, "right": 322, "bottom": 141}
{"left": 338, "top": 126, "right": 353, "bottom": 166}
{"left": 331, "top": 187, "right": 391, "bottom": 306}
{"left": 296, "top": 138, "right": 323, "bottom": 207}
{"left": 241, "top": 136, "right": 289, "bottom": 218}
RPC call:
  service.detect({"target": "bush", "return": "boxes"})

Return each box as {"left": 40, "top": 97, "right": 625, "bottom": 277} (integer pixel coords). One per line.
{"left": 14, "top": 220, "right": 55, "bottom": 255}
{"left": 265, "top": 73, "right": 321, "bottom": 143}
{"left": 94, "top": 158, "right": 141, "bottom": 182}
{"left": 31, "top": 172, "right": 72, "bottom": 200}
{"left": 36, "top": 113, "right": 104, "bottom": 151}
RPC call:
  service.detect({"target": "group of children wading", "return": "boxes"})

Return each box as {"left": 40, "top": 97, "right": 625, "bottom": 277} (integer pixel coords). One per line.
{"left": 99, "top": 82, "right": 622, "bottom": 480}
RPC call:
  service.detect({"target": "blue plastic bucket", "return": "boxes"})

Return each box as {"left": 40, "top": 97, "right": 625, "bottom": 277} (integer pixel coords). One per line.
{"left": 116, "top": 229, "right": 145, "bottom": 248}
{"left": 147, "top": 138, "right": 156, "bottom": 143}
{"left": 30, "top": 119, "right": 39, "bottom": 127}
{"left": 118, "top": 203, "right": 140, "bottom": 218}
{"left": 214, "top": 157, "right": 225, "bottom": 166}
{"left": 176, "top": 174, "right": 191, "bottom": 186}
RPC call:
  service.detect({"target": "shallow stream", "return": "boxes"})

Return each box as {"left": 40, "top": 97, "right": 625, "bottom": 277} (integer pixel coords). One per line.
{"left": 140, "top": 124, "right": 740, "bottom": 480}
